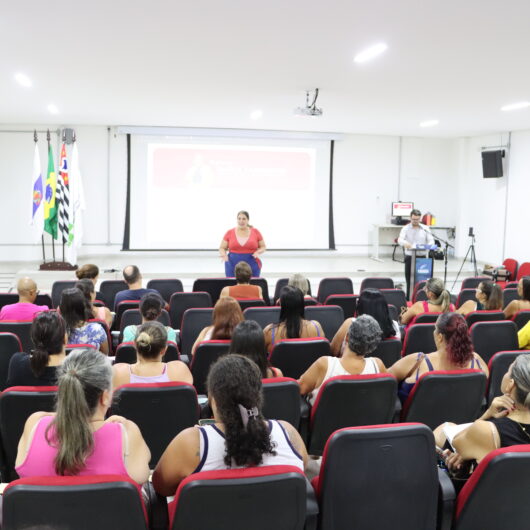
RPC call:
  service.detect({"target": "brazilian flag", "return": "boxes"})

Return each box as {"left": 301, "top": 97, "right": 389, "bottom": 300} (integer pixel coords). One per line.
{"left": 43, "top": 143, "right": 57, "bottom": 239}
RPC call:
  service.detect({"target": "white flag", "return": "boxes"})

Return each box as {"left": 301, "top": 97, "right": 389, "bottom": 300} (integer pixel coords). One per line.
{"left": 30, "top": 143, "right": 44, "bottom": 241}
{"left": 65, "top": 142, "right": 85, "bottom": 265}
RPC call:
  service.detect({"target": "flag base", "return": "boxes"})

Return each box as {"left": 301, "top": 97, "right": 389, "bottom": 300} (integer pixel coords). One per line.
{"left": 39, "top": 261, "right": 77, "bottom": 271}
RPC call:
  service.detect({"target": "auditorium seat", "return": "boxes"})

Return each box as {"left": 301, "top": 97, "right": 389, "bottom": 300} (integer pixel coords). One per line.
{"left": 262, "top": 377, "right": 302, "bottom": 429}
{"left": 114, "top": 340, "right": 180, "bottom": 364}
{"left": 401, "top": 323, "right": 436, "bottom": 356}
{"left": 470, "top": 320, "right": 518, "bottom": 364}
{"left": 502, "top": 258, "right": 518, "bottom": 282}
{"left": 411, "top": 280, "right": 427, "bottom": 303}
{"left": 456, "top": 289, "right": 477, "bottom": 308}
{"left": 169, "top": 292, "right": 212, "bottom": 330}
{"left": 0, "top": 386, "right": 57, "bottom": 480}
{"left": 243, "top": 306, "right": 280, "bottom": 328}
{"left": 179, "top": 308, "right": 213, "bottom": 359}
{"left": 303, "top": 297, "right": 319, "bottom": 306}
{"left": 237, "top": 298, "right": 266, "bottom": 311}
{"left": 379, "top": 289, "right": 407, "bottom": 313}
{"left": 269, "top": 338, "right": 330, "bottom": 380}
{"left": 372, "top": 337, "right": 402, "bottom": 367}
{"left": 311, "top": 424, "right": 450, "bottom": 530}
{"left": 304, "top": 305, "right": 344, "bottom": 341}
{"left": 503, "top": 288, "right": 520, "bottom": 308}
{"left": 516, "top": 262, "right": 530, "bottom": 281}
{"left": 316, "top": 277, "right": 354, "bottom": 303}
{"left": 460, "top": 276, "right": 491, "bottom": 290}
{"left": 146, "top": 278, "right": 183, "bottom": 303}
{"left": 324, "top": 294, "right": 358, "bottom": 318}
{"left": 114, "top": 300, "right": 140, "bottom": 332}
{"left": 3, "top": 475, "right": 150, "bottom": 530}
{"left": 409, "top": 312, "right": 440, "bottom": 325}
{"left": 65, "top": 343, "right": 97, "bottom": 354}
{"left": 504, "top": 281, "right": 519, "bottom": 290}
{"left": 190, "top": 340, "right": 231, "bottom": 395}
{"left": 359, "top": 277, "right": 394, "bottom": 292}
{"left": 0, "top": 321, "right": 33, "bottom": 353}
{"left": 51, "top": 280, "right": 76, "bottom": 308}
{"left": 111, "top": 382, "right": 199, "bottom": 467}
{"left": 465, "top": 310, "right": 505, "bottom": 326}
{"left": 0, "top": 332, "right": 22, "bottom": 390}
{"left": 99, "top": 280, "right": 128, "bottom": 310}
{"left": 400, "top": 370, "right": 487, "bottom": 429}
{"left": 0, "top": 293, "right": 18, "bottom": 310}
{"left": 512, "top": 310, "right": 530, "bottom": 330}
{"left": 486, "top": 351, "right": 522, "bottom": 406}
{"left": 168, "top": 466, "right": 309, "bottom": 530}
{"left": 308, "top": 374, "right": 397, "bottom": 456}
{"left": 453, "top": 446, "right": 530, "bottom": 530}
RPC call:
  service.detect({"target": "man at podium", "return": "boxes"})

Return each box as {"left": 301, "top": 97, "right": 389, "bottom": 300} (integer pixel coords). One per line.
{"left": 398, "top": 209, "right": 435, "bottom": 299}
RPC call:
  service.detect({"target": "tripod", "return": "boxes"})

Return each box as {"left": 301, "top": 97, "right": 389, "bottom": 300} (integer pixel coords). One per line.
{"left": 452, "top": 233, "right": 478, "bottom": 291}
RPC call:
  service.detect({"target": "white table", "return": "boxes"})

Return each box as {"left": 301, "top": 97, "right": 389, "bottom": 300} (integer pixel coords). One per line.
{"left": 371, "top": 224, "right": 456, "bottom": 262}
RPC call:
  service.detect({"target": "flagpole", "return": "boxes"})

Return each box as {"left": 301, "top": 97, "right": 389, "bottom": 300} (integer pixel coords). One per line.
{"left": 47, "top": 129, "right": 56, "bottom": 262}
{"left": 61, "top": 129, "right": 66, "bottom": 264}
{"left": 35, "top": 130, "right": 46, "bottom": 263}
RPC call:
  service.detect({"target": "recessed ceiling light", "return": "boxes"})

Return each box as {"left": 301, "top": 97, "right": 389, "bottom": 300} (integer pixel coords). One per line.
{"left": 501, "top": 101, "right": 530, "bottom": 112}
{"left": 419, "top": 119, "right": 439, "bottom": 128}
{"left": 250, "top": 109, "right": 263, "bottom": 120}
{"left": 14, "top": 72, "right": 32, "bottom": 88}
{"left": 47, "top": 104, "right": 59, "bottom": 114}
{"left": 353, "top": 42, "right": 388, "bottom": 64}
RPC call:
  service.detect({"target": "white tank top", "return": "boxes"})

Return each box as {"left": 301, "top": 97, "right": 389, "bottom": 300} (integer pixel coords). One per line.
{"left": 309, "top": 356, "right": 380, "bottom": 406}
{"left": 196, "top": 420, "right": 303, "bottom": 472}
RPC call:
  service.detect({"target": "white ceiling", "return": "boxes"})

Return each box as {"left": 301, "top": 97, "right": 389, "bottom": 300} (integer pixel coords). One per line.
{"left": 2, "top": 0, "right": 530, "bottom": 137}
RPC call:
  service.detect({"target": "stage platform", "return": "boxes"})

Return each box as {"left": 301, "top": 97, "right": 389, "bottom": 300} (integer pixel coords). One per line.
{"left": 0, "top": 247, "right": 483, "bottom": 296}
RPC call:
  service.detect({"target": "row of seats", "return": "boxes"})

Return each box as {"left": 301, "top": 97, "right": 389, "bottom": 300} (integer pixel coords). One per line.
{"left": 3, "top": 423, "right": 528, "bottom": 529}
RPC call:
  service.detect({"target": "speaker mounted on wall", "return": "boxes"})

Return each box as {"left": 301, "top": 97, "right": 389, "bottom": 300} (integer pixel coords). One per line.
{"left": 481, "top": 149, "right": 504, "bottom": 179}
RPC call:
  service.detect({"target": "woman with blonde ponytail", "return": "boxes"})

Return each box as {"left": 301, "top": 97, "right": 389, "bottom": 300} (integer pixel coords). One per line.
{"left": 152, "top": 355, "right": 307, "bottom": 497}
{"left": 400, "top": 277, "right": 455, "bottom": 325}
{"left": 112, "top": 321, "right": 192, "bottom": 388}
{"left": 15, "top": 349, "right": 150, "bottom": 484}
{"left": 434, "top": 354, "right": 530, "bottom": 471}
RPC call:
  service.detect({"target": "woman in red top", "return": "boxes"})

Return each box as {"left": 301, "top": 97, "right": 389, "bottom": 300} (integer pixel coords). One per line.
{"left": 219, "top": 211, "right": 266, "bottom": 277}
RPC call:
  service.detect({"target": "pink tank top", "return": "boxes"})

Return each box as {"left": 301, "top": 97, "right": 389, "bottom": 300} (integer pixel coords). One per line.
{"left": 16, "top": 415, "right": 129, "bottom": 478}
{"left": 129, "top": 363, "right": 170, "bottom": 384}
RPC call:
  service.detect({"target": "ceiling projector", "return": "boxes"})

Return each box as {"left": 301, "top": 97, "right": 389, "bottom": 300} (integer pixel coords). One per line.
{"left": 294, "top": 88, "right": 323, "bottom": 117}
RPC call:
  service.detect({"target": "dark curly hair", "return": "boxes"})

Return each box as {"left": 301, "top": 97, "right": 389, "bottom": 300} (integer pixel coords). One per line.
{"left": 435, "top": 312, "right": 473, "bottom": 366}
{"left": 206, "top": 355, "right": 276, "bottom": 467}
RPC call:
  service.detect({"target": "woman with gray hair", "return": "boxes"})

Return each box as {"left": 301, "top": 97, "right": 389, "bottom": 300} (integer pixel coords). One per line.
{"left": 298, "top": 315, "right": 386, "bottom": 405}
{"left": 435, "top": 354, "right": 530, "bottom": 473}
{"left": 15, "top": 349, "right": 150, "bottom": 484}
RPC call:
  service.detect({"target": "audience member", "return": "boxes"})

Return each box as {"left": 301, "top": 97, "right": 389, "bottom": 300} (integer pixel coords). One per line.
{"left": 114, "top": 265, "right": 160, "bottom": 310}
{"left": 75, "top": 264, "right": 100, "bottom": 285}
{"left": 220, "top": 261, "right": 263, "bottom": 300}
{"left": 0, "top": 277, "right": 48, "bottom": 321}
{"left": 400, "top": 277, "right": 454, "bottom": 325}
{"left": 75, "top": 279, "right": 113, "bottom": 328}
{"left": 122, "top": 292, "right": 176, "bottom": 343}
{"left": 287, "top": 273, "right": 312, "bottom": 299}
{"left": 192, "top": 296, "right": 244, "bottom": 354}
{"left": 15, "top": 348, "right": 150, "bottom": 483}
{"left": 228, "top": 320, "right": 283, "bottom": 378}
{"left": 299, "top": 315, "right": 386, "bottom": 405}
{"left": 59, "top": 288, "right": 109, "bottom": 354}
{"left": 457, "top": 280, "right": 503, "bottom": 315}
{"left": 152, "top": 355, "right": 307, "bottom": 496}
{"left": 504, "top": 276, "right": 530, "bottom": 319}
{"left": 434, "top": 354, "right": 530, "bottom": 472}
{"left": 264, "top": 286, "right": 324, "bottom": 352}
{"left": 6, "top": 312, "right": 66, "bottom": 387}
{"left": 330, "top": 288, "right": 399, "bottom": 355}
{"left": 112, "top": 321, "right": 192, "bottom": 387}
{"left": 518, "top": 319, "right": 530, "bottom": 350}
{"left": 389, "top": 312, "right": 488, "bottom": 403}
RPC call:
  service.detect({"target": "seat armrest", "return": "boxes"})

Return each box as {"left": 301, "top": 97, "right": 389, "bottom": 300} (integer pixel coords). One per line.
{"left": 142, "top": 481, "right": 169, "bottom": 530}
{"left": 304, "top": 476, "right": 319, "bottom": 530}
{"left": 437, "top": 467, "right": 456, "bottom": 530}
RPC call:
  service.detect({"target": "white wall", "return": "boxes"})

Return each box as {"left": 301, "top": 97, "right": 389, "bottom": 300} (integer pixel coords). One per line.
{"left": 1, "top": 123, "right": 527, "bottom": 264}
